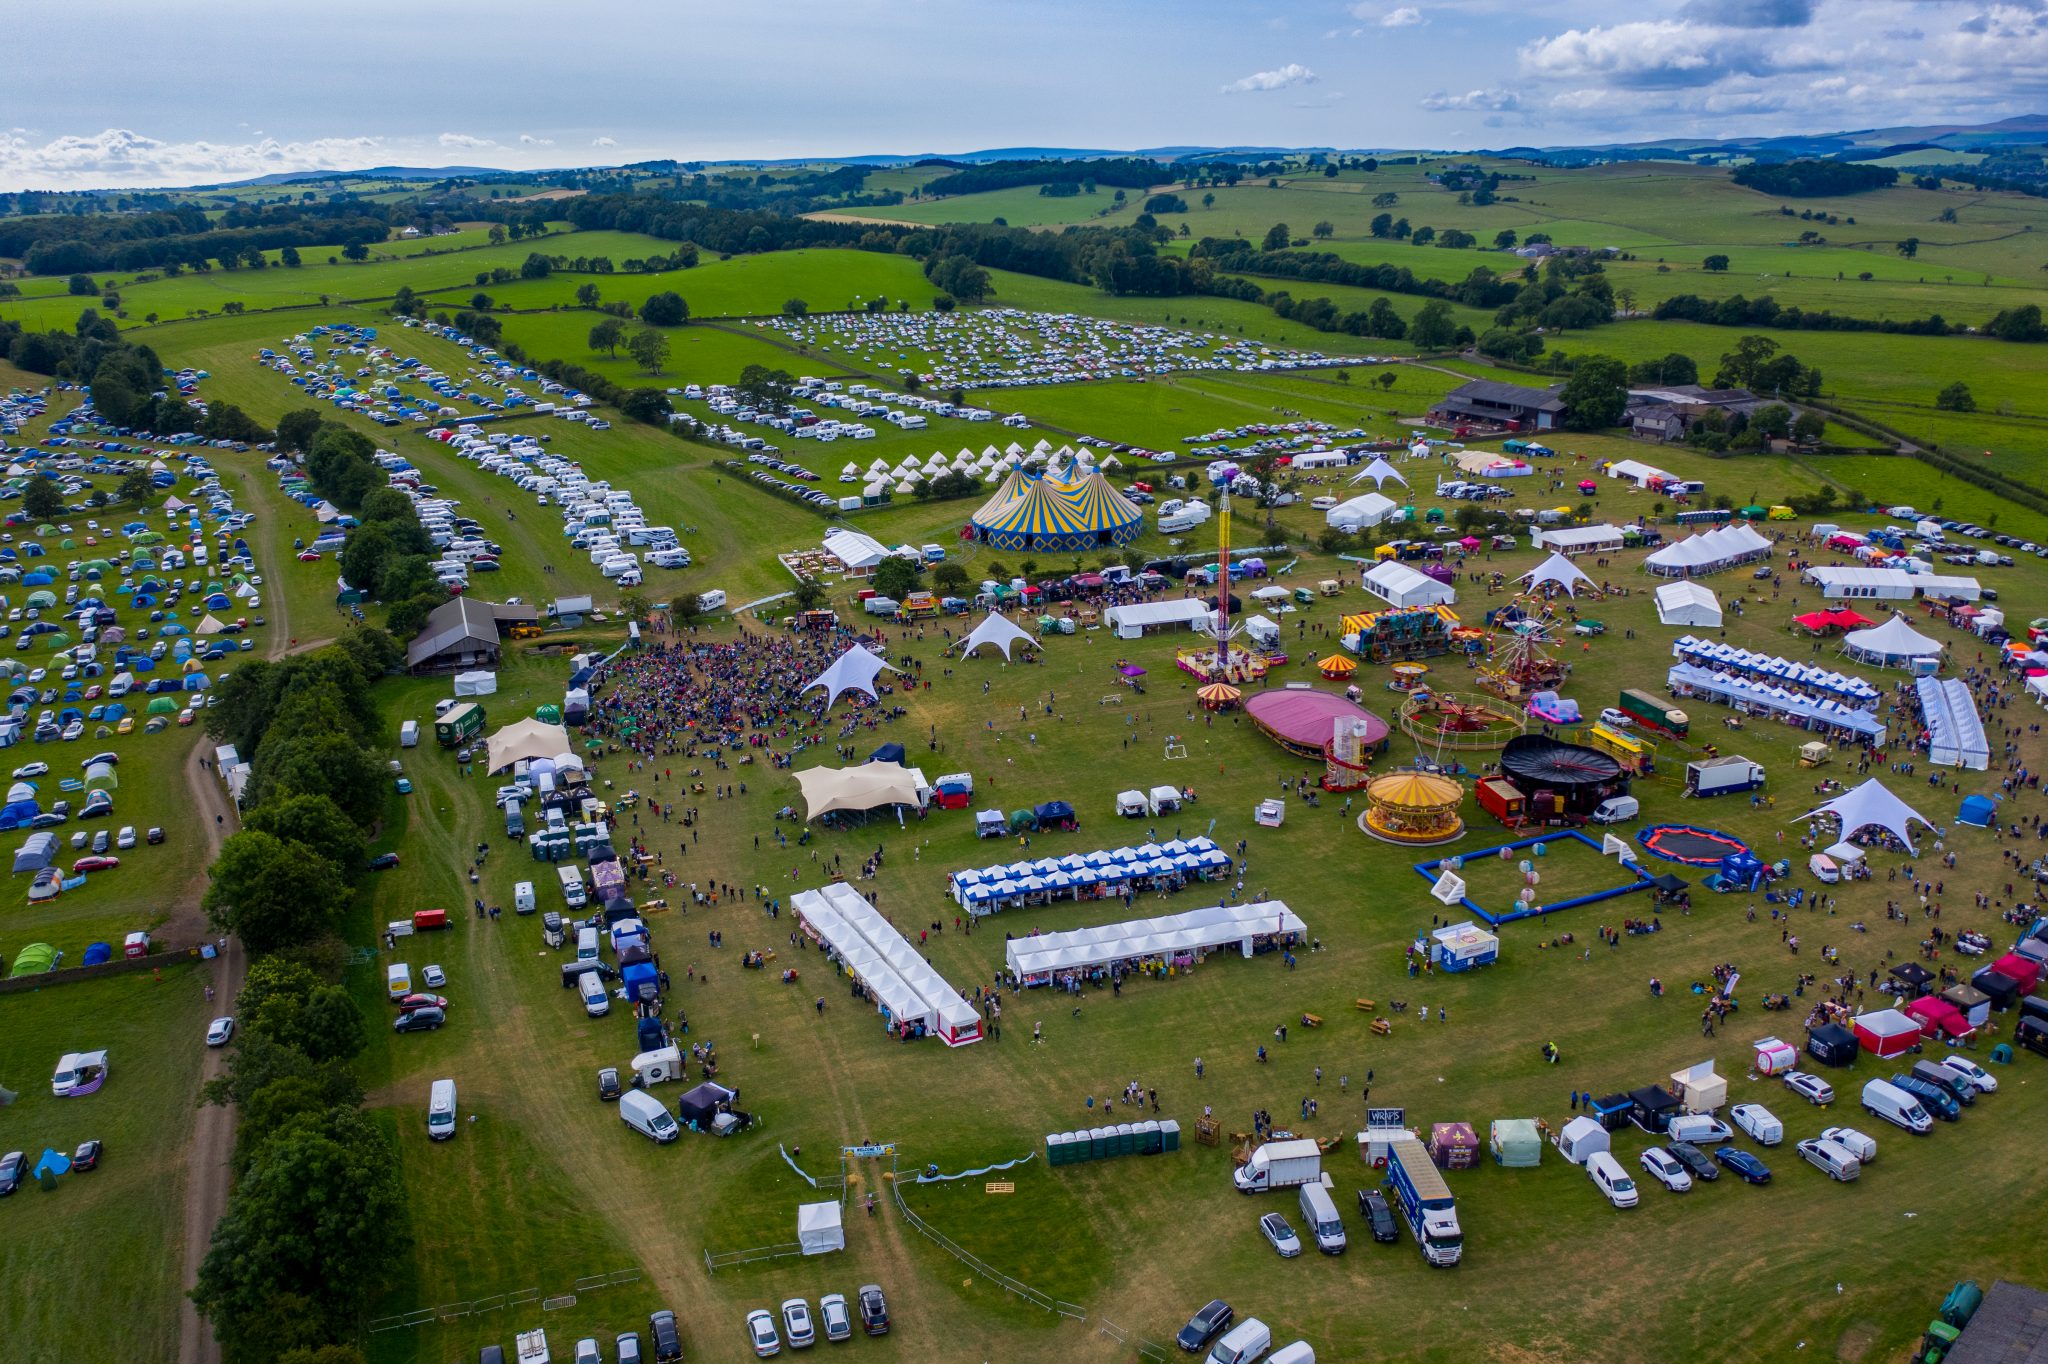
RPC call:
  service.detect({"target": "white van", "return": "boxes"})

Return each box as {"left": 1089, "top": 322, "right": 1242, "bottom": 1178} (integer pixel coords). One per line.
{"left": 515, "top": 881, "right": 537, "bottom": 914}
{"left": 1797, "top": 1136, "right": 1860, "bottom": 1181}
{"left": 1297, "top": 1183, "right": 1346, "bottom": 1254}
{"left": 427, "top": 1078, "right": 457, "bottom": 1141}
{"left": 1268, "top": 1345, "right": 1315, "bottom": 1364}
{"left": 558, "top": 864, "right": 587, "bottom": 908}
{"left": 386, "top": 962, "right": 412, "bottom": 999}
{"left": 1587, "top": 1151, "right": 1640, "bottom": 1208}
{"left": 1731, "top": 1103, "right": 1784, "bottom": 1146}
{"left": 578, "top": 970, "right": 610, "bottom": 1018}
{"left": 576, "top": 926, "right": 600, "bottom": 963}
{"left": 1667, "top": 1113, "right": 1731, "bottom": 1146}
{"left": 619, "top": 1089, "right": 678, "bottom": 1144}
{"left": 1206, "top": 1318, "right": 1272, "bottom": 1364}
{"left": 1589, "top": 795, "right": 1640, "bottom": 824}
{"left": 1862, "top": 1078, "right": 1933, "bottom": 1133}
{"left": 1808, "top": 853, "right": 1842, "bottom": 884}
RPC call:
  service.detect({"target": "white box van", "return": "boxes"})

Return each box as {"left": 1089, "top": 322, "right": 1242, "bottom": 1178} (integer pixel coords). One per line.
{"left": 578, "top": 970, "right": 610, "bottom": 1017}
{"left": 428, "top": 1078, "right": 457, "bottom": 1141}
{"left": 1268, "top": 1344, "right": 1315, "bottom": 1364}
{"left": 1297, "top": 1183, "right": 1346, "bottom": 1254}
{"left": 1588, "top": 1151, "right": 1639, "bottom": 1208}
{"left": 1589, "top": 795, "right": 1639, "bottom": 824}
{"left": 559, "top": 864, "right": 587, "bottom": 908}
{"left": 1206, "top": 1318, "right": 1272, "bottom": 1364}
{"left": 1797, "top": 1136, "right": 1860, "bottom": 1181}
{"left": 1862, "top": 1078, "right": 1932, "bottom": 1133}
{"left": 620, "top": 1090, "right": 678, "bottom": 1143}
{"left": 515, "top": 881, "right": 537, "bottom": 914}
{"left": 399, "top": 720, "right": 419, "bottom": 748}
{"left": 576, "top": 926, "right": 600, "bottom": 963}
{"left": 386, "top": 962, "right": 412, "bottom": 999}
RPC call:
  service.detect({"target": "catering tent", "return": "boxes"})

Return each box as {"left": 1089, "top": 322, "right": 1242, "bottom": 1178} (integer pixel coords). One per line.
{"left": 803, "top": 644, "right": 898, "bottom": 711}
{"left": 797, "top": 1201, "right": 845, "bottom": 1256}
{"left": 1841, "top": 613, "right": 1945, "bottom": 669}
{"left": 1518, "top": 552, "right": 1597, "bottom": 596}
{"left": 1004, "top": 900, "right": 1305, "bottom": 982}
{"left": 1489, "top": 1119, "right": 1542, "bottom": 1168}
{"left": 1654, "top": 581, "right": 1723, "bottom": 628}
{"left": 956, "top": 611, "right": 1039, "bottom": 661}
{"left": 485, "top": 718, "right": 573, "bottom": 774}
{"left": 1325, "top": 492, "right": 1398, "bottom": 532}
{"left": 453, "top": 670, "right": 498, "bottom": 697}
{"left": 794, "top": 881, "right": 981, "bottom": 1045}
{"left": 1915, "top": 675, "right": 1989, "bottom": 770}
{"left": 1806, "top": 1021, "right": 1859, "bottom": 1067}
{"left": 1852, "top": 1007, "right": 1924, "bottom": 1059}
{"left": 1798, "top": 778, "right": 1934, "bottom": 854}
{"left": 794, "top": 762, "right": 929, "bottom": 820}
{"left": 1104, "top": 599, "right": 1214, "bottom": 638}
{"left": 1642, "top": 522, "right": 1772, "bottom": 578}
{"left": 1667, "top": 664, "right": 1886, "bottom": 742}
{"left": 1361, "top": 560, "right": 1456, "bottom": 608}
{"left": 1115, "top": 789, "right": 1147, "bottom": 816}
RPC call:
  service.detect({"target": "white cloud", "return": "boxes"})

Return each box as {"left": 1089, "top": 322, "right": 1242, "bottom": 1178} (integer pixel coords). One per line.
{"left": 438, "top": 131, "right": 498, "bottom": 149}
{"left": 1220, "top": 63, "right": 1317, "bottom": 94}
{"left": 1421, "top": 88, "right": 1522, "bottom": 111}
{"left": 592, "top": 136, "right": 617, "bottom": 148}
{"left": 0, "top": 127, "right": 388, "bottom": 189}
{"left": 1381, "top": 7, "right": 1425, "bottom": 27}
{"left": 518, "top": 133, "right": 554, "bottom": 146}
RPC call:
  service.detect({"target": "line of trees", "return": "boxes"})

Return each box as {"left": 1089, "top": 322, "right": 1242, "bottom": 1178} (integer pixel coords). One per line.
{"left": 1730, "top": 161, "right": 1899, "bottom": 197}
{"left": 193, "top": 627, "right": 410, "bottom": 1364}
{"left": 1651, "top": 293, "right": 1960, "bottom": 336}
{"left": 0, "top": 315, "right": 270, "bottom": 438}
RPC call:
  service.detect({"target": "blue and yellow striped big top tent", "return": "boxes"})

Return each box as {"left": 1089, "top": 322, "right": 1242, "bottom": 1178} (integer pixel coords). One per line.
{"left": 970, "top": 470, "right": 1143, "bottom": 554}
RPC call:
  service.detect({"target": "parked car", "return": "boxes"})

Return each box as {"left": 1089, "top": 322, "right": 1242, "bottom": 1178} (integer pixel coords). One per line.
{"left": 781, "top": 1298, "right": 815, "bottom": 1348}
{"left": 615, "top": 1331, "right": 642, "bottom": 1364}
{"left": 1782, "top": 1072, "right": 1835, "bottom": 1105}
{"left": 1355, "top": 1188, "right": 1399, "bottom": 1243}
{"left": 1598, "top": 707, "right": 1633, "bottom": 728}
{"left": 71, "top": 855, "right": 118, "bottom": 873}
{"left": 1639, "top": 1146, "right": 1694, "bottom": 1193}
{"left": 367, "top": 852, "right": 401, "bottom": 871}
{"left": 1713, "top": 1146, "right": 1773, "bottom": 1184}
{"left": 422, "top": 964, "right": 447, "bottom": 988}
{"left": 858, "top": 1285, "right": 889, "bottom": 1336}
{"left": 0, "top": 1151, "right": 23, "bottom": 1195}
{"left": 647, "top": 1309, "right": 684, "bottom": 1362}
{"left": 573, "top": 1339, "right": 601, "bottom": 1364}
{"left": 205, "top": 1016, "right": 235, "bottom": 1047}
{"left": 71, "top": 1139, "right": 102, "bottom": 1171}
{"left": 818, "top": 1293, "right": 851, "bottom": 1343}
{"left": 1177, "top": 1300, "right": 1235, "bottom": 1353}
{"left": 598, "top": 1067, "right": 622, "bottom": 1101}
{"left": 1259, "top": 1211, "right": 1302, "bottom": 1258}
{"left": 1938, "top": 1054, "right": 1998, "bottom": 1094}
{"left": 392, "top": 1006, "right": 446, "bottom": 1033}
{"left": 396, "top": 993, "right": 449, "bottom": 1013}
{"left": 746, "top": 1307, "right": 781, "bottom": 1357}
{"left": 146, "top": 826, "right": 164, "bottom": 844}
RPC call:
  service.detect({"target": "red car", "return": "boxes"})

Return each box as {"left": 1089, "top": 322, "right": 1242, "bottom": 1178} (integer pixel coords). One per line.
{"left": 296, "top": 551, "right": 322, "bottom": 562}
{"left": 71, "top": 855, "right": 120, "bottom": 873}
{"left": 395, "top": 993, "right": 449, "bottom": 1013}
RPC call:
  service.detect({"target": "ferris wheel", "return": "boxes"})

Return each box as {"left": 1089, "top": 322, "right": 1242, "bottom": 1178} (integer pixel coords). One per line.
{"left": 1475, "top": 591, "right": 1572, "bottom": 700}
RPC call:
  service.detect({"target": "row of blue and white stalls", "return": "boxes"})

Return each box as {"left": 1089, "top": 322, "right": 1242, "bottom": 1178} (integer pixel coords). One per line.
{"left": 1669, "top": 637, "right": 1882, "bottom": 709}
{"left": 1642, "top": 522, "right": 1772, "bottom": 578}
{"left": 1666, "top": 663, "right": 1888, "bottom": 744}
{"left": 1004, "top": 900, "right": 1307, "bottom": 988}
{"left": 1914, "top": 675, "right": 1990, "bottom": 771}
{"left": 948, "top": 837, "right": 1233, "bottom": 916}
{"left": 793, "top": 881, "right": 981, "bottom": 1046}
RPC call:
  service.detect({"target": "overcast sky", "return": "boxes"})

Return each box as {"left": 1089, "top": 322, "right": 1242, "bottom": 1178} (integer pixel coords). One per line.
{"left": 4, "top": 0, "right": 2043, "bottom": 189}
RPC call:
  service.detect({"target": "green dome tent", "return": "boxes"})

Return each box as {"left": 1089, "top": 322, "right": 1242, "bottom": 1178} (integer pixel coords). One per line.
{"left": 11, "top": 943, "right": 56, "bottom": 976}
{"left": 44, "top": 632, "right": 71, "bottom": 651}
{"left": 146, "top": 696, "right": 179, "bottom": 715}
{"left": 25, "top": 590, "right": 55, "bottom": 609}
{"left": 59, "top": 538, "right": 75, "bottom": 550}
{"left": 1008, "top": 808, "right": 1038, "bottom": 832}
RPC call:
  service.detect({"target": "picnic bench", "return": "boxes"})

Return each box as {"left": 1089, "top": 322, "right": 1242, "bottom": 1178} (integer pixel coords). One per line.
{"left": 1353, "top": 998, "right": 1376, "bottom": 1011}
{"left": 1370, "top": 1018, "right": 1393, "bottom": 1036}
{"left": 1300, "top": 1013, "right": 1323, "bottom": 1029}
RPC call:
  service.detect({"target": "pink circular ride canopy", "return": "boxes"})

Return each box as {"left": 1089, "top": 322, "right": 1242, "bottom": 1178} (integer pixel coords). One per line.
{"left": 1244, "top": 689, "right": 1388, "bottom": 750}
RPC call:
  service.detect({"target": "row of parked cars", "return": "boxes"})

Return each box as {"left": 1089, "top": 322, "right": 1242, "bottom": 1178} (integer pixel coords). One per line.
{"left": 744, "top": 1287, "right": 889, "bottom": 1355}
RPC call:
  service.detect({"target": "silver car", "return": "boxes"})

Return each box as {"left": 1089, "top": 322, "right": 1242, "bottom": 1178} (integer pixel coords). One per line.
{"left": 1260, "top": 1211, "right": 1302, "bottom": 1258}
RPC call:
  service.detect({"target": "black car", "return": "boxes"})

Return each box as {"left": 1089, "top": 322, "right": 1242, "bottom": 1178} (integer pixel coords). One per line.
{"left": 598, "top": 1067, "right": 622, "bottom": 1102}
{"left": 392, "top": 1006, "right": 446, "bottom": 1033}
{"left": 648, "top": 1309, "right": 684, "bottom": 1363}
{"left": 1356, "top": 1189, "right": 1399, "bottom": 1243}
{"left": 367, "top": 852, "right": 401, "bottom": 871}
{"left": 0, "top": 1150, "right": 23, "bottom": 1195}
{"left": 858, "top": 1283, "right": 889, "bottom": 1336}
{"left": 72, "top": 1140, "right": 102, "bottom": 1172}
{"left": 1176, "top": 1299, "right": 1234, "bottom": 1352}
{"left": 1664, "top": 1142, "right": 1719, "bottom": 1183}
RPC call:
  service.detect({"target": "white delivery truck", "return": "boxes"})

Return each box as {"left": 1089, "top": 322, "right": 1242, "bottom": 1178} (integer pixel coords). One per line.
{"left": 1685, "top": 754, "right": 1766, "bottom": 797}
{"left": 1233, "top": 1138, "right": 1323, "bottom": 1193}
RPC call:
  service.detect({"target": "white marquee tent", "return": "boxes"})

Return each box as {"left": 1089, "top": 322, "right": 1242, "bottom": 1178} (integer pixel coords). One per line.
{"left": 1105, "top": 599, "right": 1214, "bottom": 638}
{"left": 1643, "top": 523, "right": 1772, "bottom": 578}
{"left": 956, "top": 611, "right": 1039, "bottom": 661}
{"left": 798, "top": 1202, "right": 844, "bottom": 1255}
{"left": 1004, "top": 900, "right": 1307, "bottom": 982}
{"left": 1841, "top": 613, "right": 1945, "bottom": 669}
{"left": 1326, "top": 492, "right": 1399, "bottom": 532}
{"left": 1361, "top": 560, "right": 1456, "bottom": 608}
{"left": 804, "top": 643, "right": 899, "bottom": 709}
{"left": 1519, "top": 551, "right": 1598, "bottom": 596}
{"left": 1654, "top": 581, "right": 1724, "bottom": 628}
{"left": 1533, "top": 524, "right": 1625, "bottom": 556}
{"left": 1797, "top": 778, "right": 1935, "bottom": 854}
{"left": 1915, "top": 675, "right": 1989, "bottom": 771}
{"left": 794, "top": 881, "right": 981, "bottom": 1045}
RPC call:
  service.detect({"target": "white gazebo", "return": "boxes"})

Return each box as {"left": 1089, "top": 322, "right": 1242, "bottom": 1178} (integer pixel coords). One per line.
{"left": 1797, "top": 778, "right": 1935, "bottom": 854}
{"left": 956, "top": 611, "right": 1039, "bottom": 660}
{"left": 804, "top": 644, "right": 898, "bottom": 710}
{"left": 798, "top": 1201, "right": 845, "bottom": 1255}
{"left": 1841, "top": 613, "right": 1944, "bottom": 669}
{"left": 1654, "top": 580, "right": 1723, "bottom": 628}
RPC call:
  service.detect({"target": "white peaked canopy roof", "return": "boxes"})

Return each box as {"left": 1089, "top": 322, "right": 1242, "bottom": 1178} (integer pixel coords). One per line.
{"left": 982, "top": 445, "right": 1002, "bottom": 458}
{"left": 1842, "top": 613, "right": 1943, "bottom": 664}
{"left": 1519, "top": 551, "right": 1598, "bottom": 596}
{"left": 1033, "top": 438, "right": 1053, "bottom": 451}
{"left": 958, "top": 611, "right": 1039, "bottom": 660}
{"left": 841, "top": 461, "right": 860, "bottom": 474}
{"left": 1798, "top": 778, "right": 1935, "bottom": 854}
{"left": 1352, "top": 456, "right": 1408, "bottom": 488}
{"left": 804, "top": 643, "right": 898, "bottom": 710}
{"left": 1006, "top": 442, "right": 1026, "bottom": 455}
{"left": 795, "top": 881, "right": 979, "bottom": 1041}
{"left": 1654, "top": 580, "right": 1723, "bottom": 627}
{"left": 1098, "top": 453, "right": 1122, "bottom": 468}
{"left": 1006, "top": 900, "right": 1307, "bottom": 978}
{"left": 894, "top": 480, "right": 917, "bottom": 494}
{"left": 867, "top": 458, "right": 889, "bottom": 472}
{"left": 1643, "top": 522, "right": 1772, "bottom": 576}
{"left": 865, "top": 480, "right": 888, "bottom": 495}
{"left": 794, "top": 762, "right": 928, "bottom": 819}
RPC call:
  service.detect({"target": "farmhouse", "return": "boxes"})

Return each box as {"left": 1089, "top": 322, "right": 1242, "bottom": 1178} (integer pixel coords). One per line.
{"left": 1430, "top": 380, "right": 1567, "bottom": 433}
{"left": 1625, "top": 386, "right": 1775, "bottom": 441}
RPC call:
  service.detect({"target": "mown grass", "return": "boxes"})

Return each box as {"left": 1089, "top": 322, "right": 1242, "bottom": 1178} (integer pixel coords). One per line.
{"left": 422, "top": 248, "right": 939, "bottom": 319}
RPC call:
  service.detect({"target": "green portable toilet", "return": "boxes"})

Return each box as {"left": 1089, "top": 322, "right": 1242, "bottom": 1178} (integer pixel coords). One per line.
{"left": 1090, "top": 1127, "right": 1109, "bottom": 1160}
{"left": 1161, "top": 1119, "right": 1181, "bottom": 1152}
{"left": 1045, "top": 1132, "right": 1064, "bottom": 1165}
{"left": 1116, "top": 1123, "right": 1134, "bottom": 1155}
{"left": 1136, "top": 1119, "right": 1161, "bottom": 1154}
{"left": 1058, "top": 1131, "right": 1079, "bottom": 1165}
{"left": 1069, "top": 1131, "right": 1090, "bottom": 1163}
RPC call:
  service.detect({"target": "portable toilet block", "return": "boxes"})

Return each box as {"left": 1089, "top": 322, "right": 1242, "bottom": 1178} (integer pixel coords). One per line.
{"left": 1161, "top": 1119, "right": 1181, "bottom": 1152}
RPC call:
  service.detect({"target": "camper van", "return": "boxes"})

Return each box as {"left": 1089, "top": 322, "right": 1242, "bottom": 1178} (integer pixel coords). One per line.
{"left": 515, "top": 881, "right": 537, "bottom": 915}
{"left": 619, "top": 1090, "right": 678, "bottom": 1144}
{"left": 559, "top": 864, "right": 588, "bottom": 908}
{"left": 427, "top": 1078, "right": 457, "bottom": 1141}
{"left": 578, "top": 970, "right": 610, "bottom": 1017}
{"left": 697, "top": 589, "right": 727, "bottom": 612}
{"left": 1587, "top": 1151, "right": 1640, "bottom": 1208}
{"left": 1298, "top": 1183, "right": 1346, "bottom": 1254}
{"left": 576, "top": 926, "right": 600, "bottom": 964}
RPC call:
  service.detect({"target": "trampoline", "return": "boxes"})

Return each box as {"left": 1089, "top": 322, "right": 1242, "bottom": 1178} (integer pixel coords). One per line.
{"left": 1637, "top": 824, "right": 1751, "bottom": 866}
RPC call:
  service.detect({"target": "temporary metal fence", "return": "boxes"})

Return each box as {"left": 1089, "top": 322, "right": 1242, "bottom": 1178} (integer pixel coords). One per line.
{"left": 702, "top": 1242, "right": 806, "bottom": 1273}
{"left": 889, "top": 1181, "right": 1084, "bottom": 1320}
{"left": 363, "top": 1268, "right": 640, "bottom": 1334}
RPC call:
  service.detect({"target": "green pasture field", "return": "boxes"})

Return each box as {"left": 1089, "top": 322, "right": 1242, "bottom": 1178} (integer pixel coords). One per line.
{"left": 326, "top": 527, "right": 2048, "bottom": 1364}
{"left": 0, "top": 965, "right": 216, "bottom": 1364}
{"left": 493, "top": 312, "right": 863, "bottom": 388}
{"left": 836, "top": 183, "right": 1144, "bottom": 229}
{"left": 422, "top": 248, "right": 939, "bottom": 319}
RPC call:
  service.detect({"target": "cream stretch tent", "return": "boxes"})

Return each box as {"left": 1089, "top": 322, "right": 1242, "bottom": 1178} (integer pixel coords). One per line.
{"left": 1797, "top": 778, "right": 1936, "bottom": 855}
{"left": 485, "top": 718, "right": 572, "bottom": 774}
{"left": 956, "top": 611, "right": 1038, "bottom": 661}
{"left": 794, "top": 882, "right": 981, "bottom": 1045}
{"left": 804, "top": 643, "right": 898, "bottom": 710}
{"left": 793, "top": 762, "right": 929, "bottom": 819}
{"left": 1005, "top": 900, "right": 1307, "bottom": 981}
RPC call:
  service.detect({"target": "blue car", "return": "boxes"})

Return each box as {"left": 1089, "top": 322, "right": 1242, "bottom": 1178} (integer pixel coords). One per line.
{"left": 1713, "top": 1146, "right": 1772, "bottom": 1185}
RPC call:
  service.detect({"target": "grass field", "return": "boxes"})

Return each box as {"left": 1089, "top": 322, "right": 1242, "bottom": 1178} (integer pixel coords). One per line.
{"left": 424, "top": 248, "right": 940, "bottom": 319}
